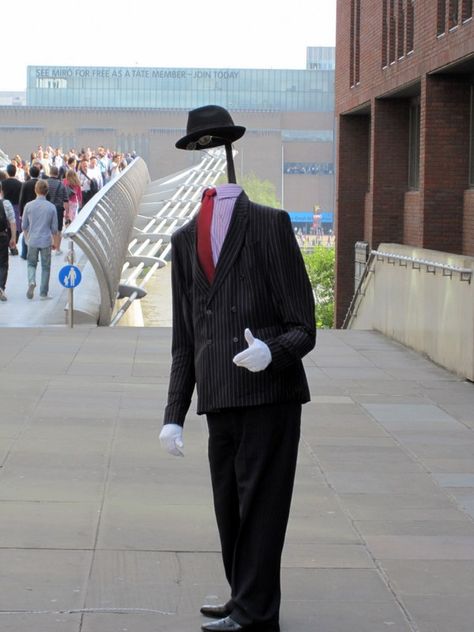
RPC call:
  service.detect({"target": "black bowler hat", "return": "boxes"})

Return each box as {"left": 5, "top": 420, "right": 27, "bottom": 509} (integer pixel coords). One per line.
{"left": 176, "top": 105, "right": 246, "bottom": 150}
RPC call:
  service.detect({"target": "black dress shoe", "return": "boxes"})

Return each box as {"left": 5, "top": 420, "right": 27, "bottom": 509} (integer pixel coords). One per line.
{"left": 200, "top": 603, "right": 233, "bottom": 619}
{"left": 201, "top": 616, "right": 243, "bottom": 631}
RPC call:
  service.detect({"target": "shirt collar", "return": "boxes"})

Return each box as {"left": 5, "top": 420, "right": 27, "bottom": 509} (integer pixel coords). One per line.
{"left": 215, "top": 183, "right": 243, "bottom": 200}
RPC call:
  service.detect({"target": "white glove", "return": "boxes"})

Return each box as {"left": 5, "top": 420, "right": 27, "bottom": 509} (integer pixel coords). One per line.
{"left": 233, "top": 328, "right": 272, "bottom": 372}
{"left": 159, "top": 423, "right": 184, "bottom": 456}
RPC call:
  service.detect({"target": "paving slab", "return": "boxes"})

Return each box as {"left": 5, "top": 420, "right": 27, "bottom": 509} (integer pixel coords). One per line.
{"left": 379, "top": 559, "right": 474, "bottom": 596}
{"left": 0, "top": 614, "right": 82, "bottom": 632}
{"left": 0, "top": 326, "right": 473, "bottom": 632}
{"left": 0, "top": 549, "right": 92, "bottom": 610}
{"left": 401, "top": 595, "right": 474, "bottom": 632}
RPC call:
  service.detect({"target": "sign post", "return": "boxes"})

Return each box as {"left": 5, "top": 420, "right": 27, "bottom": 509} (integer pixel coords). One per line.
{"left": 58, "top": 241, "right": 82, "bottom": 328}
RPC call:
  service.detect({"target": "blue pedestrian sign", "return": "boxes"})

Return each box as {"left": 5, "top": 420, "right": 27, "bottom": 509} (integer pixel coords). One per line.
{"left": 59, "top": 265, "right": 82, "bottom": 288}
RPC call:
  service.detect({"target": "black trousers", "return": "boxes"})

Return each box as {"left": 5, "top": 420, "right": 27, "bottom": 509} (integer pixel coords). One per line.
{"left": 0, "top": 233, "right": 9, "bottom": 290}
{"left": 207, "top": 402, "right": 301, "bottom": 629}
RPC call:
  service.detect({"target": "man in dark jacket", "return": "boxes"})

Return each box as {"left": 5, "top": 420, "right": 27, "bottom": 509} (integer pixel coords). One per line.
{"left": 18, "top": 164, "right": 40, "bottom": 259}
{"left": 2, "top": 164, "right": 22, "bottom": 254}
{"left": 159, "top": 106, "right": 316, "bottom": 632}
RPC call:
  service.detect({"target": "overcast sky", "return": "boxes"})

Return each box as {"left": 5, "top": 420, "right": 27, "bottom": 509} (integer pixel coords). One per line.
{"left": 1, "top": 0, "right": 336, "bottom": 91}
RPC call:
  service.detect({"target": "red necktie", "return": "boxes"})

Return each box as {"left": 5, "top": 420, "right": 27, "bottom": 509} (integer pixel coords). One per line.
{"left": 197, "top": 187, "right": 216, "bottom": 283}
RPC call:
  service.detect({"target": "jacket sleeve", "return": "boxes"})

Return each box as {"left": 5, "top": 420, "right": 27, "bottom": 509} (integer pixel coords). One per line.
{"left": 265, "top": 210, "right": 316, "bottom": 371}
{"left": 163, "top": 233, "right": 196, "bottom": 426}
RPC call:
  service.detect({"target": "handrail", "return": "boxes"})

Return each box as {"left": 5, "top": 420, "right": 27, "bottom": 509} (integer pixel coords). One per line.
{"left": 342, "top": 247, "right": 473, "bottom": 329}
{"left": 341, "top": 250, "right": 376, "bottom": 329}
{"left": 374, "top": 250, "right": 473, "bottom": 280}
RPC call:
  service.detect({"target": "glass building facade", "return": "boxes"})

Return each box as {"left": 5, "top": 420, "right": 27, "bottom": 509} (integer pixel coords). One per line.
{"left": 27, "top": 65, "right": 334, "bottom": 112}
{"left": 306, "top": 46, "right": 336, "bottom": 71}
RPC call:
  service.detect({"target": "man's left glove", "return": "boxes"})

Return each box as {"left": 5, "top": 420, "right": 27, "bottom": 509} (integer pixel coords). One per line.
{"left": 233, "top": 328, "right": 272, "bottom": 372}
{"left": 159, "top": 423, "right": 184, "bottom": 456}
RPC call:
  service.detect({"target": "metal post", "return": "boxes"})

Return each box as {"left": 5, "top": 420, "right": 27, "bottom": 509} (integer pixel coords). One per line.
{"left": 225, "top": 143, "right": 236, "bottom": 183}
{"left": 67, "top": 240, "right": 74, "bottom": 329}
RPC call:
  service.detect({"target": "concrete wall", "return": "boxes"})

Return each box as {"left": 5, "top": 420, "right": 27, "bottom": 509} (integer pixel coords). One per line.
{"left": 350, "top": 244, "right": 474, "bottom": 381}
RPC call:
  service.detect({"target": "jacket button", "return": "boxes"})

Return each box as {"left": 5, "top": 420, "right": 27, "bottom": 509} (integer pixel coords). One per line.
{"left": 207, "top": 339, "right": 212, "bottom": 345}
{"left": 231, "top": 306, "right": 237, "bottom": 312}
{"left": 206, "top": 309, "right": 212, "bottom": 315}
{"left": 233, "top": 337, "right": 239, "bottom": 343}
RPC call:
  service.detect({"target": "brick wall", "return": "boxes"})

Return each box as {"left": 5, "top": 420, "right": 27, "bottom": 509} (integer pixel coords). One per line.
{"left": 336, "top": 0, "right": 472, "bottom": 115}
{"left": 335, "top": 0, "right": 473, "bottom": 324}
{"left": 464, "top": 189, "right": 474, "bottom": 255}
{"left": 370, "top": 98, "right": 409, "bottom": 246}
{"left": 422, "top": 75, "right": 471, "bottom": 253}
{"left": 404, "top": 191, "right": 422, "bottom": 244}
{"left": 335, "top": 114, "right": 370, "bottom": 327}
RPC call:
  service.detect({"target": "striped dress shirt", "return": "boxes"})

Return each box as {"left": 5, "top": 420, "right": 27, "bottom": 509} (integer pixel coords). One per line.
{"left": 211, "top": 183, "right": 242, "bottom": 265}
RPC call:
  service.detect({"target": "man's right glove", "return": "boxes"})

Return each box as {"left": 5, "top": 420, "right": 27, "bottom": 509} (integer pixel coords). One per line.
{"left": 159, "top": 423, "right": 184, "bottom": 457}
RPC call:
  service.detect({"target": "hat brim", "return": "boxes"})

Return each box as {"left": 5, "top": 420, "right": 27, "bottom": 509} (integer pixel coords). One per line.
{"left": 176, "top": 125, "right": 246, "bottom": 150}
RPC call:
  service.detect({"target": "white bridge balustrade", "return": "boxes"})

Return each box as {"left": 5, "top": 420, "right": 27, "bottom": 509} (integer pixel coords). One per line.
{"left": 63, "top": 150, "right": 228, "bottom": 326}
{"left": 344, "top": 243, "right": 474, "bottom": 381}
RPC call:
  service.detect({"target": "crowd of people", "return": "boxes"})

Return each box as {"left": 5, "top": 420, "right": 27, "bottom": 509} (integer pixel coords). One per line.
{"left": 0, "top": 144, "right": 137, "bottom": 302}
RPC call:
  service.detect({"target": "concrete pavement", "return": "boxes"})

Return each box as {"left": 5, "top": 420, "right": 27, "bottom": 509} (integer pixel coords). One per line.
{"left": 1, "top": 324, "right": 474, "bottom": 631}
{"left": 0, "top": 247, "right": 71, "bottom": 327}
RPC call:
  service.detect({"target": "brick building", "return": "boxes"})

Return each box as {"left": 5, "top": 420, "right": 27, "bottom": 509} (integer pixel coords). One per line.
{"left": 335, "top": 0, "right": 474, "bottom": 326}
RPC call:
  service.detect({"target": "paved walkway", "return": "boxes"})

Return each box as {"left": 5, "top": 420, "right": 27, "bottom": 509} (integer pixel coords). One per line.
{"left": 0, "top": 246, "right": 173, "bottom": 328}
{"left": 1, "top": 323, "right": 474, "bottom": 631}
{"left": 0, "top": 249, "right": 71, "bottom": 327}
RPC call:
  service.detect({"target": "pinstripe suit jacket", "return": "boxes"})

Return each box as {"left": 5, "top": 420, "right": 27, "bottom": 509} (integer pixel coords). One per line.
{"left": 163, "top": 191, "right": 316, "bottom": 425}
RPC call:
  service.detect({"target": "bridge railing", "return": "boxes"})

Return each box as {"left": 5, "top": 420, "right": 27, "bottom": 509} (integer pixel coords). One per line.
{"left": 63, "top": 157, "right": 150, "bottom": 325}
{"left": 63, "top": 150, "right": 229, "bottom": 326}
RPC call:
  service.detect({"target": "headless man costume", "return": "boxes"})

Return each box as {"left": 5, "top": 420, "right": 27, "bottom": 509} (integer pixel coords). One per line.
{"left": 160, "top": 106, "right": 316, "bottom": 632}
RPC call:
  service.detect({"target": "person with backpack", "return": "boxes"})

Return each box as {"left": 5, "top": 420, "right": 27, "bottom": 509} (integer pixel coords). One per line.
{"left": 0, "top": 181, "right": 18, "bottom": 302}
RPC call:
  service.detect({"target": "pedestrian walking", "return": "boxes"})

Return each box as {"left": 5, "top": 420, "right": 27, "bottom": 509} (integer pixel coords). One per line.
{"left": 0, "top": 181, "right": 17, "bottom": 302}
{"left": 21, "top": 179, "right": 58, "bottom": 300}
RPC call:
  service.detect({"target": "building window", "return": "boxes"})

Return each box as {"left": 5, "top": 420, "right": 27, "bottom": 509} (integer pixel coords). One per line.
{"left": 462, "top": 0, "right": 473, "bottom": 20}
{"left": 383, "top": 0, "right": 414, "bottom": 67}
{"left": 350, "top": 0, "right": 361, "bottom": 86}
{"left": 449, "top": 0, "right": 460, "bottom": 27}
{"left": 389, "top": 0, "right": 397, "bottom": 63}
{"left": 437, "top": 0, "right": 447, "bottom": 34}
{"left": 382, "top": 0, "right": 388, "bottom": 66}
{"left": 408, "top": 98, "right": 420, "bottom": 190}
{"left": 469, "top": 86, "right": 474, "bottom": 187}
{"left": 398, "top": 0, "right": 406, "bottom": 58}
{"left": 283, "top": 162, "right": 334, "bottom": 175}
{"left": 406, "top": 0, "right": 415, "bottom": 52}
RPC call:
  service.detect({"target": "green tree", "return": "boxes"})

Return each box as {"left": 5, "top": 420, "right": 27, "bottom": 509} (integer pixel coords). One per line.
{"left": 218, "top": 172, "right": 281, "bottom": 208}
{"left": 303, "top": 246, "right": 335, "bottom": 328}
{"left": 241, "top": 173, "right": 281, "bottom": 208}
